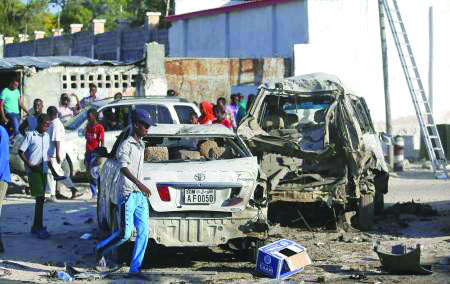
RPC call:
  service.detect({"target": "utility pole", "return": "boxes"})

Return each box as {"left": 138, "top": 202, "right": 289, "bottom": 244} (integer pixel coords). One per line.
{"left": 428, "top": 6, "right": 433, "bottom": 113}
{"left": 378, "top": 0, "right": 393, "bottom": 169}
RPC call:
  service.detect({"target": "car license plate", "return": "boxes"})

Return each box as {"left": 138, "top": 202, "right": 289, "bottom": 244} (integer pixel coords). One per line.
{"left": 184, "top": 189, "right": 215, "bottom": 204}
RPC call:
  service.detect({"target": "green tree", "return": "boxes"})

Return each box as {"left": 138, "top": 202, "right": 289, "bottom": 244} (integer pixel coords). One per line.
{"left": 0, "top": 0, "right": 54, "bottom": 40}
{"left": 127, "top": 0, "right": 172, "bottom": 27}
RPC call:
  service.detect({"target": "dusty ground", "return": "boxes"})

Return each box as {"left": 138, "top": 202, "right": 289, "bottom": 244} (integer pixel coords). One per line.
{"left": 0, "top": 165, "right": 449, "bottom": 283}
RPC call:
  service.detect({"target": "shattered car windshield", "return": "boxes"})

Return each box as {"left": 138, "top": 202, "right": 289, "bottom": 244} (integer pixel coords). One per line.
{"left": 143, "top": 136, "right": 247, "bottom": 163}
{"left": 259, "top": 94, "right": 333, "bottom": 131}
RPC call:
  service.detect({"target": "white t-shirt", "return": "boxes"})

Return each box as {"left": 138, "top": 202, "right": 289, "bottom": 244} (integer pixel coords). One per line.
{"left": 48, "top": 118, "right": 66, "bottom": 159}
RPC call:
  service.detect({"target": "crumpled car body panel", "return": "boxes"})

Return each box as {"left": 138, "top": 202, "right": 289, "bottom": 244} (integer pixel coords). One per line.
{"left": 238, "top": 72, "right": 389, "bottom": 207}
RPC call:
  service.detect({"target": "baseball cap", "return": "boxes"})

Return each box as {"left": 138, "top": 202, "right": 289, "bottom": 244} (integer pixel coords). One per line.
{"left": 131, "top": 109, "right": 156, "bottom": 127}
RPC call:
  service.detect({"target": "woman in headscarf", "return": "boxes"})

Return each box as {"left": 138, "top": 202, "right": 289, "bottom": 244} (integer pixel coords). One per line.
{"left": 198, "top": 101, "right": 216, "bottom": 124}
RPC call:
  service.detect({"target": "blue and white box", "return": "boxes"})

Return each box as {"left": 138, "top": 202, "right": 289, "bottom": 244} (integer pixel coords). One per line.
{"left": 256, "top": 239, "right": 312, "bottom": 279}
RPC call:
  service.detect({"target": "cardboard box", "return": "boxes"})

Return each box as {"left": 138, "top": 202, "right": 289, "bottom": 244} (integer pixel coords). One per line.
{"left": 256, "top": 239, "right": 311, "bottom": 279}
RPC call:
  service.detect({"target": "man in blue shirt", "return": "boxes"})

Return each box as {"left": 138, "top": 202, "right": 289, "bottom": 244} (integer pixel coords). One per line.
{"left": 0, "top": 124, "right": 11, "bottom": 253}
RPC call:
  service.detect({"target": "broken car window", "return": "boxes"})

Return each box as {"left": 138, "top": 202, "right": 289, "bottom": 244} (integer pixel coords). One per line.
{"left": 143, "top": 137, "right": 245, "bottom": 163}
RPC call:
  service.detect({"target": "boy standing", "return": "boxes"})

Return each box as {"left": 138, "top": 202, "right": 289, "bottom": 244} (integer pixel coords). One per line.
{"left": 96, "top": 109, "right": 154, "bottom": 279}
{"left": 85, "top": 108, "right": 104, "bottom": 200}
{"left": 18, "top": 114, "right": 51, "bottom": 239}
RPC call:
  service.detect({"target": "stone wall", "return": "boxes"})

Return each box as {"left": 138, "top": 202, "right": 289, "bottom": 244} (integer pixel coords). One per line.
{"left": 165, "top": 57, "right": 291, "bottom": 102}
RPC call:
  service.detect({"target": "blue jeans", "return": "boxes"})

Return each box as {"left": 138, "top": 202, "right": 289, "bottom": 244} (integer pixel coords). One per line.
{"left": 85, "top": 152, "right": 99, "bottom": 197}
{"left": 96, "top": 192, "right": 149, "bottom": 273}
{"left": 6, "top": 112, "right": 20, "bottom": 136}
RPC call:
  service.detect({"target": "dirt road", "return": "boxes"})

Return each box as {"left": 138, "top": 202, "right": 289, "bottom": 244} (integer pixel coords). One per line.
{"left": 0, "top": 166, "right": 449, "bottom": 283}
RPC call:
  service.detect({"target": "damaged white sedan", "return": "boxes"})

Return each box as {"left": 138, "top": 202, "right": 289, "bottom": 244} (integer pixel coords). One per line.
{"left": 96, "top": 124, "right": 268, "bottom": 255}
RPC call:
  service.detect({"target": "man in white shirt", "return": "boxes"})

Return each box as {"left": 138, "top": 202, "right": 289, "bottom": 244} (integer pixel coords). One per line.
{"left": 45, "top": 106, "right": 79, "bottom": 201}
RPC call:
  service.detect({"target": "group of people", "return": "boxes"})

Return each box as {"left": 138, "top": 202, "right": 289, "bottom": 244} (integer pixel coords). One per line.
{"left": 0, "top": 79, "right": 257, "bottom": 278}
{"left": 0, "top": 79, "right": 110, "bottom": 241}
{"left": 191, "top": 93, "right": 255, "bottom": 130}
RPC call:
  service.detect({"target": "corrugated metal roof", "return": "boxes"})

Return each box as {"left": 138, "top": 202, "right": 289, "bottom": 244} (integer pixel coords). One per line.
{"left": 0, "top": 56, "right": 134, "bottom": 71}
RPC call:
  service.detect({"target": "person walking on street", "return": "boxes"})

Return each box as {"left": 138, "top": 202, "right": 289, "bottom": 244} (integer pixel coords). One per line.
{"left": 18, "top": 114, "right": 52, "bottom": 239}
{"left": 0, "top": 124, "right": 11, "bottom": 252}
{"left": 46, "top": 106, "right": 80, "bottom": 202}
{"left": 85, "top": 108, "right": 104, "bottom": 200}
{"left": 19, "top": 99, "right": 43, "bottom": 135}
{"left": 95, "top": 109, "right": 154, "bottom": 279}
{"left": 0, "top": 78, "right": 29, "bottom": 138}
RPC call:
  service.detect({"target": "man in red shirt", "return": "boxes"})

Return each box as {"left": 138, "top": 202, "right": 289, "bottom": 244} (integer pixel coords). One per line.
{"left": 85, "top": 108, "right": 104, "bottom": 200}
{"left": 212, "top": 105, "right": 232, "bottom": 129}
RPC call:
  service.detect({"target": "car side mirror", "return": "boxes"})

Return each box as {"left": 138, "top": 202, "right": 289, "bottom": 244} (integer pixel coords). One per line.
{"left": 379, "top": 132, "right": 392, "bottom": 145}
{"left": 93, "top": 147, "right": 109, "bottom": 158}
{"left": 78, "top": 128, "right": 85, "bottom": 138}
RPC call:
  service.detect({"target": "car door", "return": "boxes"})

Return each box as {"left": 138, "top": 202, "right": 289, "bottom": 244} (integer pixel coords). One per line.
{"left": 98, "top": 105, "right": 131, "bottom": 151}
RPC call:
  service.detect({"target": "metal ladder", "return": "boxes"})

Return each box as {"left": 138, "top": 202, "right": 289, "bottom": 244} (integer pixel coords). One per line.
{"left": 382, "top": 0, "right": 448, "bottom": 179}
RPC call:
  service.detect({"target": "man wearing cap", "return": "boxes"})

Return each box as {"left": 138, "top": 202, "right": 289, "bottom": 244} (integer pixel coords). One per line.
{"left": 95, "top": 108, "right": 154, "bottom": 279}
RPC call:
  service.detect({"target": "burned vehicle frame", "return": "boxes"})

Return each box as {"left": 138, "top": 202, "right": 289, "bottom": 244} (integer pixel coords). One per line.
{"left": 238, "top": 73, "right": 389, "bottom": 230}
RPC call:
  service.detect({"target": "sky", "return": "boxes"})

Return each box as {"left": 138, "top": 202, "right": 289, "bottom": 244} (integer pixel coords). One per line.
{"left": 294, "top": 0, "right": 450, "bottom": 126}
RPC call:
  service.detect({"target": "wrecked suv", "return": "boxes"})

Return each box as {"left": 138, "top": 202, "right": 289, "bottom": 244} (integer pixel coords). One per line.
{"left": 238, "top": 73, "right": 389, "bottom": 230}
{"left": 97, "top": 124, "right": 268, "bottom": 256}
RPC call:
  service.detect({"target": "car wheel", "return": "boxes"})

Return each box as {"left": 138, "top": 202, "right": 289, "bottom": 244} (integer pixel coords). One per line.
{"left": 357, "top": 193, "right": 374, "bottom": 231}
{"left": 374, "top": 191, "right": 384, "bottom": 216}
{"left": 250, "top": 238, "right": 268, "bottom": 263}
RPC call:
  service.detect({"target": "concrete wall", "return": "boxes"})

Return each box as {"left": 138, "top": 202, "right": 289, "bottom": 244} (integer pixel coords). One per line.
{"left": 4, "top": 27, "right": 169, "bottom": 62}
{"left": 169, "top": 0, "right": 308, "bottom": 58}
{"left": 165, "top": 57, "right": 290, "bottom": 103}
{"left": 21, "top": 65, "right": 142, "bottom": 110}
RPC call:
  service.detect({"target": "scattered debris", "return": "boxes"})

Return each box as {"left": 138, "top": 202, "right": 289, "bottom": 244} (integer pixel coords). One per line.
{"left": 349, "top": 273, "right": 367, "bottom": 280}
{"left": 80, "top": 233, "right": 92, "bottom": 240}
{"left": 374, "top": 243, "right": 433, "bottom": 275}
{"left": 384, "top": 201, "right": 438, "bottom": 217}
{"left": 57, "top": 271, "right": 73, "bottom": 282}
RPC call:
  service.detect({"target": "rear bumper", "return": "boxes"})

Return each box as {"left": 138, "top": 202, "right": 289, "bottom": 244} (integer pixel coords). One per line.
{"left": 130, "top": 209, "right": 268, "bottom": 246}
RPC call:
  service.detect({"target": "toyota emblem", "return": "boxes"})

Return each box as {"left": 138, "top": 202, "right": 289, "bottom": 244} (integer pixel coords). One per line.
{"left": 194, "top": 173, "right": 206, "bottom": 181}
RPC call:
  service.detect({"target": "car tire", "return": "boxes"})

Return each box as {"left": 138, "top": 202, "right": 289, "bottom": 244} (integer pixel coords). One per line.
{"left": 374, "top": 191, "right": 384, "bottom": 216}
{"left": 250, "top": 238, "right": 268, "bottom": 263}
{"left": 357, "top": 193, "right": 374, "bottom": 231}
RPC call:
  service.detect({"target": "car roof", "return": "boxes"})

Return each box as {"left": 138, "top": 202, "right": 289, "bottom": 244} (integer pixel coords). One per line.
{"left": 91, "top": 96, "right": 193, "bottom": 108}
{"left": 147, "top": 124, "right": 236, "bottom": 138}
